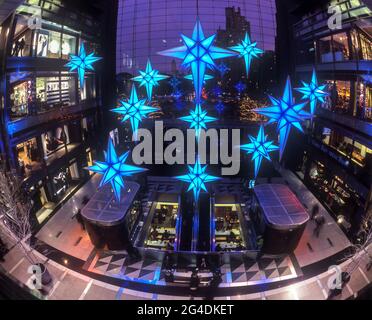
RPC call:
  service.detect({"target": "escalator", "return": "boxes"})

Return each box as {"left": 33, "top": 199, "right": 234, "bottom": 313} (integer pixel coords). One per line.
{"left": 196, "top": 193, "right": 212, "bottom": 251}
{"left": 178, "top": 191, "right": 194, "bottom": 251}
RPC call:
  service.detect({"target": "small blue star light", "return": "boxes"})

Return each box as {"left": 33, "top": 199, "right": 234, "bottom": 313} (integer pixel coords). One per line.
{"left": 212, "top": 86, "right": 223, "bottom": 97}
{"left": 86, "top": 138, "right": 146, "bottom": 201}
{"left": 217, "top": 62, "right": 230, "bottom": 77}
{"left": 248, "top": 180, "right": 256, "bottom": 189}
{"left": 230, "top": 33, "right": 263, "bottom": 77}
{"left": 169, "top": 76, "right": 181, "bottom": 89}
{"left": 65, "top": 43, "right": 101, "bottom": 88}
{"left": 158, "top": 19, "right": 236, "bottom": 102}
{"left": 215, "top": 101, "right": 225, "bottom": 115}
{"left": 111, "top": 85, "right": 158, "bottom": 136}
{"left": 235, "top": 81, "right": 246, "bottom": 95}
{"left": 295, "top": 68, "right": 328, "bottom": 116}
{"left": 132, "top": 59, "right": 169, "bottom": 101}
{"left": 179, "top": 103, "right": 217, "bottom": 139}
{"left": 175, "top": 159, "right": 219, "bottom": 202}
{"left": 240, "top": 125, "right": 279, "bottom": 179}
{"left": 254, "top": 77, "right": 311, "bottom": 160}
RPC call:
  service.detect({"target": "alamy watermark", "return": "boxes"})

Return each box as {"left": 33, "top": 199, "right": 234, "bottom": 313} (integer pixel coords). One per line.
{"left": 328, "top": 5, "right": 343, "bottom": 30}
{"left": 131, "top": 121, "right": 241, "bottom": 176}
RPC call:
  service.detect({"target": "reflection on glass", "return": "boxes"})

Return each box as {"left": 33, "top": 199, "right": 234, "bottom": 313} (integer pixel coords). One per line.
{"left": 332, "top": 32, "right": 350, "bottom": 61}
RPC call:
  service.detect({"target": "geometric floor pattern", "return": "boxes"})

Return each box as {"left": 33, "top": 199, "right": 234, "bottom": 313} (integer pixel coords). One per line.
{"left": 85, "top": 251, "right": 162, "bottom": 283}
{"left": 84, "top": 250, "right": 301, "bottom": 286}
{"left": 225, "top": 255, "right": 300, "bottom": 285}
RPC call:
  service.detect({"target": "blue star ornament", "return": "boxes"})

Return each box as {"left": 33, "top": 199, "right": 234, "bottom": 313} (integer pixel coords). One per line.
{"left": 215, "top": 101, "right": 225, "bottom": 114}
{"left": 175, "top": 159, "right": 219, "bottom": 202}
{"left": 111, "top": 85, "right": 158, "bottom": 136}
{"left": 158, "top": 19, "right": 236, "bottom": 102}
{"left": 235, "top": 81, "right": 246, "bottom": 94}
{"left": 132, "top": 59, "right": 169, "bottom": 100}
{"left": 179, "top": 103, "right": 217, "bottom": 139}
{"left": 86, "top": 138, "right": 146, "bottom": 201}
{"left": 230, "top": 33, "right": 263, "bottom": 76}
{"left": 295, "top": 68, "right": 328, "bottom": 116}
{"left": 241, "top": 125, "right": 279, "bottom": 179}
{"left": 65, "top": 43, "right": 101, "bottom": 87}
{"left": 254, "top": 77, "right": 311, "bottom": 160}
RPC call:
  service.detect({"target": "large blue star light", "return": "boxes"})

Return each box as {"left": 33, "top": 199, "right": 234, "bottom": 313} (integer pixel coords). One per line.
{"left": 240, "top": 125, "right": 279, "bottom": 179}
{"left": 65, "top": 43, "right": 101, "bottom": 87}
{"left": 175, "top": 159, "right": 219, "bottom": 202}
{"left": 254, "top": 77, "right": 312, "bottom": 160}
{"left": 132, "top": 59, "right": 169, "bottom": 101}
{"left": 86, "top": 138, "right": 146, "bottom": 201}
{"left": 158, "top": 20, "right": 236, "bottom": 102}
{"left": 111, "top": 85, "right": 158, "bottom": 136}
{"left": 230, "top": 33, "right": 263, "bottom": 76}
{"left": 295, "top": 68, "right": 328, "bottom": 116}
{"left": 179, "top": 103, "right": 217, "bottom": 139}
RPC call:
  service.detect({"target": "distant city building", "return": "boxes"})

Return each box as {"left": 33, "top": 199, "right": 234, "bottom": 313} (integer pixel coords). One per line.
{"left": 116, "top": 0, "right": 276, "bottom": 74}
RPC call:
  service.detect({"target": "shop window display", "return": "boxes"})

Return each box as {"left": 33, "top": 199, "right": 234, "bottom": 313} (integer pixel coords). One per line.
{"left": 10, "top": 80, "right": 33, "bottom": 118}
{"left": 328, "top": 80, "right": 351, "bottom": 114}
{"left": 16, "top": 138, "right": 43, "bottom": 177}
{"left": 358, "top": 81, "right": 372, "bottom": 120}
{"left": 308, "top": 161, "right": 360, "bottom": 226}
{"left": 62, "top": 33, "right": 76, "bottom": 60}
{"left": 36, "top": 77, "right": 60, "bottom": 110}
{"left": 317, "top": 124, "right": 371, "bottom": 168}
{"left": 42, "top": 126, "right": 70, "bottom": 157}
{"left": 34, "top": 29, "right": 62, "bottom": 58}
{"left": 332, "top": 32, "right": 350, "bottom": 61}
{"left": 360, "top": 32, "right": 372, "bottom": 60}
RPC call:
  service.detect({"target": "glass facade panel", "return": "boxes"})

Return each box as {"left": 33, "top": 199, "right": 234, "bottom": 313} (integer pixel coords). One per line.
{"left": 116, "top": 0, "right": 277, "bottom": 74}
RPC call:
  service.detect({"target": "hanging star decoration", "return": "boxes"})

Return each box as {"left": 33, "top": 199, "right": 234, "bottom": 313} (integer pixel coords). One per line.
{"left": 254, "top": 77, "right": 311, "bottom": 160}
{"left": 132, "top": 59, "right": 169, "bottom": 101}
{"left": 172, "top": 89, "right": 183, "bottom": 100}
{"left": 179, "top": 103, "right": 217, "bottom": 139}
{"left": 158, "top": 19, "right": 236, "bottom": 102}
{"left": 230, "top": 32, "right": 263, "bottom": 77}
{"left": 295, "top": 68, "right": 328, "bottom": 117}
{"left": 65, "top": 43, "right": 101, "bottom": 88}
{"left": 235, "top": 81, "right": 246, "bottom": 95}
{"left": 217, "top": 62, "right": 230, "bottom": 77}
{"left": 240, "top": 125, "right": 279, "bottom": 179}
{"left": 111, "top": 85, "right": 158, "bottom": 136}
{"left": 215, "top": 101, "right": 225, "bottom": 115}
{"left": 175, "top": 158, "right": 219, "bottom": 202}
{"left": 86, "top": 138, "right": 146, "bottom": 201}
{"left": 169, "top": 76, "right": 181, "bottom": 89}
{"left": 248, "top": 180, "right": 256, "bottom": 189}
{"left": 212, "top": 86, "right": 223, "bottom": 97}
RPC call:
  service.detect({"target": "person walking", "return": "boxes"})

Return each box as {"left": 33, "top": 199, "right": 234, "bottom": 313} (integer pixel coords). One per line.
{"left": 311, "top": 204, "right": 320, "bottom": 220}
{"left": 313, "top": 214, "right": 326, "bottom": 238}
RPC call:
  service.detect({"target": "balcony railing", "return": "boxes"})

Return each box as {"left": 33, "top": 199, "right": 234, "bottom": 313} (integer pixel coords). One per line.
{"left": 7, "top": 99, "right": 98, "bottom": 135}
{"left": 316, "top": 107, "right": 372, "bottom": 136}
